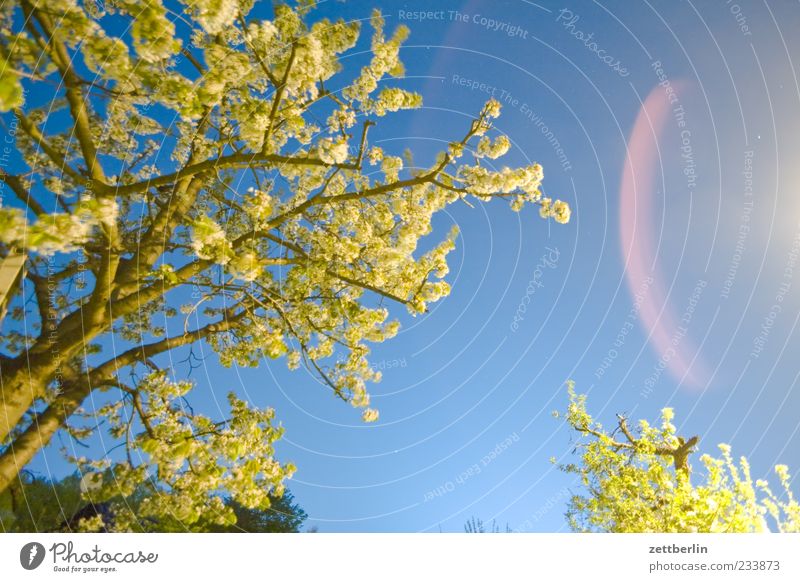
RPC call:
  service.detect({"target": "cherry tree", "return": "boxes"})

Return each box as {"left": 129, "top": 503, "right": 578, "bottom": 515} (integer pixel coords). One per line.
{"left": 0, "top": 0, "right": 570, "bottom": 529}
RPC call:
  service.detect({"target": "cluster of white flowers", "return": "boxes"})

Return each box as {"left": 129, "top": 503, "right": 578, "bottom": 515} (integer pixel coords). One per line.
{"left": 273, "top": 3, "right": 303, "bottom": 38}
{"left": 372, "top": 87, "right": 422, "bottom": 116}
{"left": 228, "top": 250, "right": 262, "bottom": 282}
{"left": 198, "top": 44, "right": 252, "bottom": 107}
{"left": 362, "top": 408, "right": 379, "bottom": 423}
{"left": 101, "top": 99, "right": 164, "bottom": 161}
{"left": 74, "top": 370, "right": 298, "bottom": 531}
{"left": 245, "top": 19, "right": 278, "bottom": 55}
{"left": 243, "top": 187, "right": 274, "bottom": 226}
{"left": 295, "top": 165, "right": 328, "bottom": 195}
{"left": 369, "top": 13, "right": 407, "bottom": 77}
{"left": 554, "top": 201, "right": 571, "bottom": 224}
{"left": 317, "top": 137, "right": 349, "bottom": 165}
{"left": 190, "top": 215, "right": 233, "bottom": 264}
{"left": 91, "top": 196, "right": 119, "bottom": 227}
{"left": 484, "top": 98, "right": 502, "bottom": 118}
{"left": 381, "top": 156, "right": 403, "bottom": 181}
{"left": 327, "top": 108, "right": 357, "bottom": 133}
{"left": 466, "top": 98, "right": 504, "bottom": 137}
{"left": 0, "top": 195, "right": 119, "bottom": 255}
{"left": 286, "top": 34, "right": 327, "bottom": 99}
{"left": 119, "top": 0, "right": 180, "bottom": 63}
{"left": 349, "top": 377, "right": 371, "bottom": 408}
{"left": 0, "top": 208, "right": 28, "bottom": 246}
{"left": 81, "top": 32, "right": 132, "bottom": 82}
{"left": 234, "top": 99, "right": 272, "bottom": 151}
{"left": 342, "top": 11, "right": 408, "bottom": 104}
{"left": 459, "top": 162, "right": 543, "bottom": 197}
{"left": 448, "top": 142, "right": 465, "bottom": 159}
{"left": 453, "top": 161, "right": 570, "bottom": 217}
{"left": 293, "top": 118, "right": 321, "bottom": 146}
{"left": 262, "top": 327, "right": 288, "bottom": 359}
{"left": 539, "top": 197, "right": 571, "bottom": 224}
{"left": 367, "top": 146, "right": 384, "bottom": 165}
{"left": 184, "top": 0, "right": 239, "bottom": 35}
{"left": 475, "top": 134, "right": 511, "bottom": 159}
{"left": 272, "top": 14, "right": 358, "bottom": 100}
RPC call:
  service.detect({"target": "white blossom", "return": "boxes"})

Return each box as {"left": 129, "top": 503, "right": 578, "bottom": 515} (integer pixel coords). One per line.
{"left": 317, "top": 137, "right": 349, "bottom": 165}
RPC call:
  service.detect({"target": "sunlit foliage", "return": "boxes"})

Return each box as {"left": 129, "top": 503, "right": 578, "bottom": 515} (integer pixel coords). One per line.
{"left": 0, "top": 0, "right": 570, "bottom": 529}
{"left": 556, "top": 383, "right": 800, "bottom": 532}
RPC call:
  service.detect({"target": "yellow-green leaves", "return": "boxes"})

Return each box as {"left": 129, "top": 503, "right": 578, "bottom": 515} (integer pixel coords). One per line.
{"left": 558, "top": 386, "right": 800, "bottom": 532}
{"left": 372, "top": 87, "right": 422, "bottom": 116}
{"left": 122, "top": 0, "right": 181, "bottom": 63}
{"left": 76, "top": 372, "right": 295, "bottom": 532}
{"left": 0, "top": 65, "right": 23, "bottom": 112}
{"left": 82, "top": 33, "right": 132, "bottom": 81}
{"left": 0, "top": 196, "right": 117, "bottom": 255}
{"left": 183, "top": 0, "right": 240, "bottom": 35}
{"left": 1, "top": 1, "right": 576, "bottom": 528}
{"left": 190, "top": 215, "right": 233, "bottom": 264}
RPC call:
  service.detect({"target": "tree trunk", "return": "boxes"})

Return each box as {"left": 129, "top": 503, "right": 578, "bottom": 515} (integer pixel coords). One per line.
{"left": 0, "top": 381, "right": 90, "bottom": 495}
{"left": 0, "top": 353, "right": 61, "bottom": 445}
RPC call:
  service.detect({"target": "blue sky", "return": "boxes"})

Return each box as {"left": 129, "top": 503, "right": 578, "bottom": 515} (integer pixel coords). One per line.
{"left": 20, "top": 0, "right": 800, "bottom": 532}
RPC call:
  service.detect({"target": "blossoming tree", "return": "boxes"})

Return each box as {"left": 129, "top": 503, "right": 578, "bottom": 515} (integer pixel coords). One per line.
{"left": 556, "top": 384, "right": 800, "bottom": 532}
{"left": 0, "top": 0, "right": 570, "bottom": 529}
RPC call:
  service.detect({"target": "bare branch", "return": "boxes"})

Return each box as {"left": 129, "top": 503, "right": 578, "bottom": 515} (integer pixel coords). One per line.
{"left": 0, "top": 170, "right": 46, "bottom": 215}
{"left": 262, "top": 41, "right": 297, "bottom": 152}
{"left": 12, "top": 109, "right": 85, "bottom": 183}
{"left": 23, "top": 0, "right": 106, "bottom": 184}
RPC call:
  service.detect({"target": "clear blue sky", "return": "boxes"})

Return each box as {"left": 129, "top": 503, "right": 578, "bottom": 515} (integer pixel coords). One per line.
{"left": 23, "top": 0, "right": 800, "bottom": 532}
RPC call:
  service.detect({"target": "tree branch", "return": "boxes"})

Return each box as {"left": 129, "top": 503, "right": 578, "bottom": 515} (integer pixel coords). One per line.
{"left": 12, "top": 109, "right": 85, "bottom": 183}
{"left": 88, "top": 303, "right": 251, "bottom": 382}
{"left": 24, "top": 0, "right": 106, "bottom": 184}
{"left": 262, "top": 41, "right": 297, "bottom": 152}
{"left": 113, "top": 151, "right": 358, "bottom": 197}
{"left": 576, "top": 414, "right": 700, "bottom": 474}
{"left": 0, "top": 170, "right": 46, "bottom": 215}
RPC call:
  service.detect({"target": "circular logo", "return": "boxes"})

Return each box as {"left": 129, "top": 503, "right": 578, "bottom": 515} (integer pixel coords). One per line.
{"left": 20, "top": 542, "right": 46, "bottom": 570}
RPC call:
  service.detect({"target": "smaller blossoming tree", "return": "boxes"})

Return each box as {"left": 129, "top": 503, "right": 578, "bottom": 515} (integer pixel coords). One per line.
{"left": 555, "top": 383, "right": 800, "bottom": 532}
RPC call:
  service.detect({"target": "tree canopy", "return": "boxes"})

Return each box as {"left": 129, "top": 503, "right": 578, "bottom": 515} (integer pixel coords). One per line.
{"left": 556, "top": 383, "right": 800, "bottom": 533}
{"left": 0, "top": 471, "right": 307, "bottom": 532}
{"left": 0, "top": 1, "right": 570, "bottom": 530}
